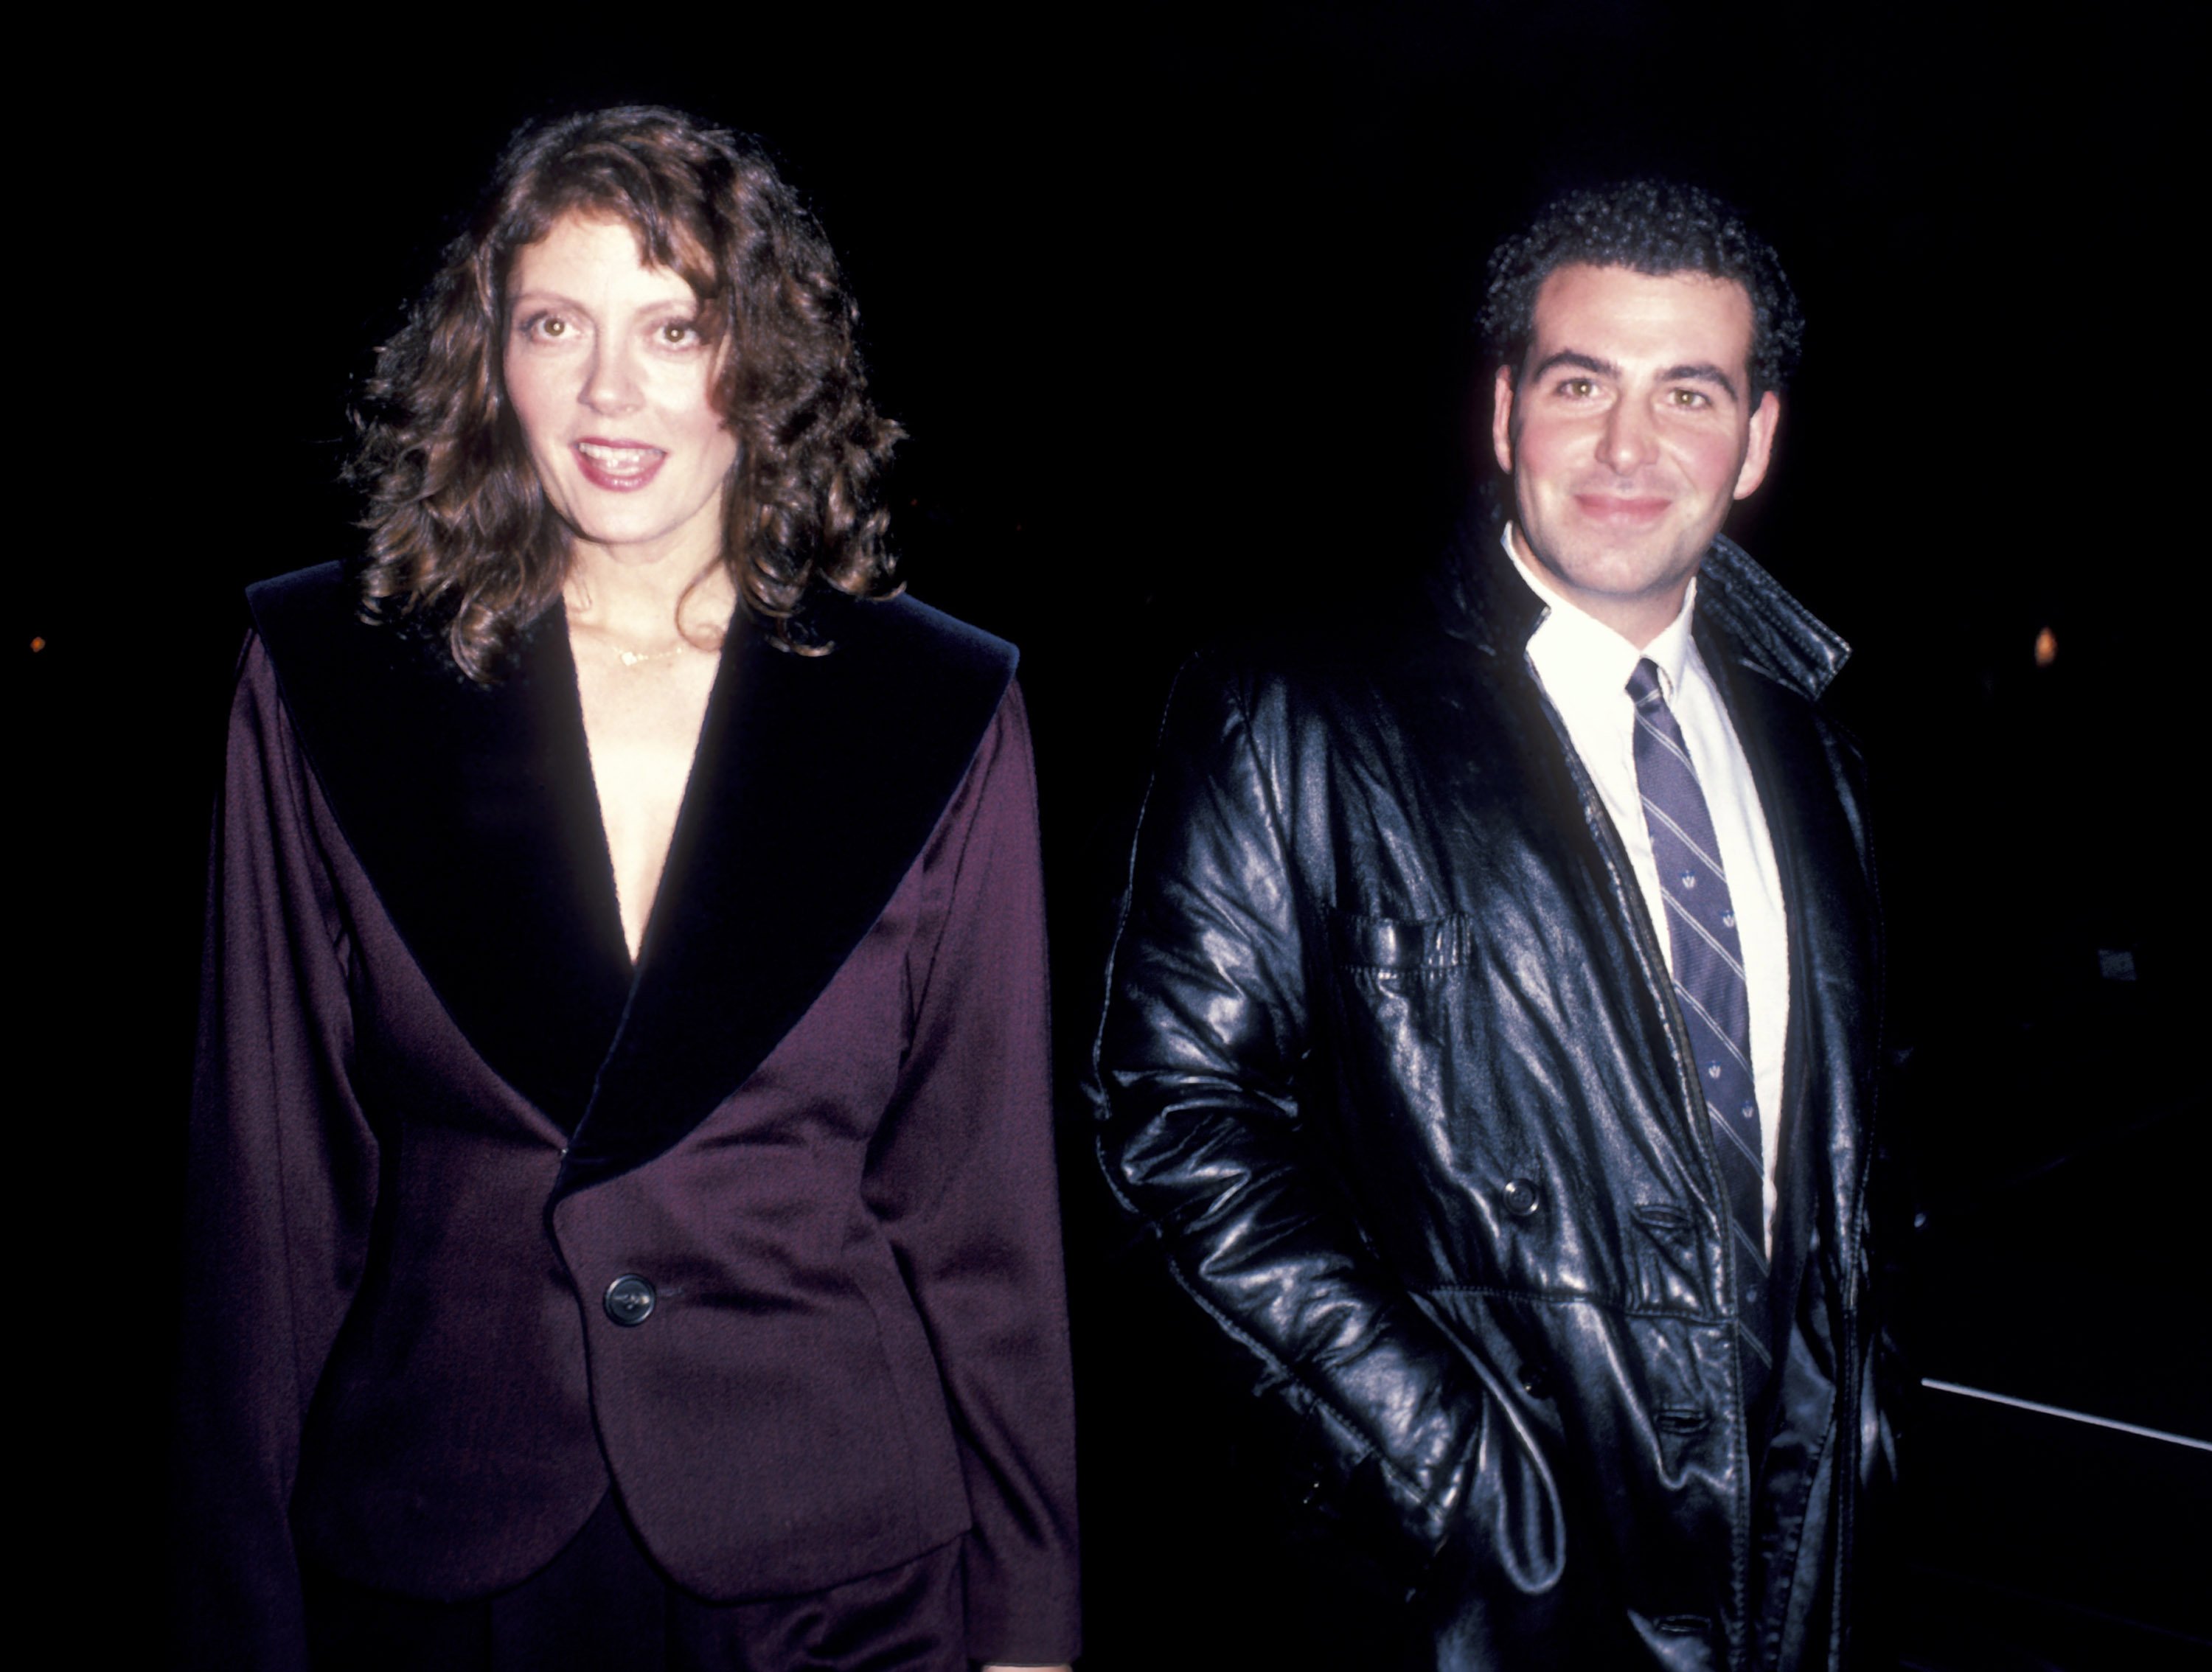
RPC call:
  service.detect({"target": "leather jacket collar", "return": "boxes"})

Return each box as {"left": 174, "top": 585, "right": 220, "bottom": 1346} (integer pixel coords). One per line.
{"left": 1436, "top": 512, "right": 1850, "bottom": 701}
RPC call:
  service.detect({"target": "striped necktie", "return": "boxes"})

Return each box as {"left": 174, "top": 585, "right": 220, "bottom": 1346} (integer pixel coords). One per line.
{"left": 1627, "top": 658, "right": 1772, "bottom": 1401}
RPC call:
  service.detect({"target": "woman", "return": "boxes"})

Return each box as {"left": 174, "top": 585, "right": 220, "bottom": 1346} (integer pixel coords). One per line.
{"left": 178, "top": 108, "right": 1077, "bottom": 1672}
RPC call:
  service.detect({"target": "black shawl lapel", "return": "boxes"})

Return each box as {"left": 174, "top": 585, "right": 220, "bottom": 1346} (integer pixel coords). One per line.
{"left": 249, "top": 567, "right": 1017, "bottom": 1188}
{"left": 248, "top": 564, "right": 633, "bottom": 1132}
{"left": 554, "top": 591, "right": 1017, "bottom": 1199}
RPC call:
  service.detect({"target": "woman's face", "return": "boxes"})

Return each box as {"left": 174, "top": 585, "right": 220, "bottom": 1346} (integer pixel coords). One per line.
{"left": 503, "top": 213, "right": 738, "bottom": 571}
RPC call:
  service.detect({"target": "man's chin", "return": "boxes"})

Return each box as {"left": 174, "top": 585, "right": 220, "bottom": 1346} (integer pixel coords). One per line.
{"left": 1534, "top": 540, "right": 1703, "bottom": 600}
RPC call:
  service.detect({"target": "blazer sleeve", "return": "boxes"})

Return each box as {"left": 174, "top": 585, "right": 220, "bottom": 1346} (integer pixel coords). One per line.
{"left": 1093, "top": 656, "right": 1565, "bottom": 1592}
{"left": 174, "top": 637, "right": 378, "bottom": 1671}
{"left": 862, "top": 681, "right": 1080, "bottom": 1665}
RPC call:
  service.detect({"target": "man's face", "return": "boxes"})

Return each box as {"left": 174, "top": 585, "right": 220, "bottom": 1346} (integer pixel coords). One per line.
{"left": 1491, "top": 262, "right": 1778, "bottom": 647}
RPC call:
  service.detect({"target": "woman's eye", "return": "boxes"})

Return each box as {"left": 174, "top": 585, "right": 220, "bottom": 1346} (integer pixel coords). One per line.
{"left": 660, "top": 321, "right": 698, "bottom": 346}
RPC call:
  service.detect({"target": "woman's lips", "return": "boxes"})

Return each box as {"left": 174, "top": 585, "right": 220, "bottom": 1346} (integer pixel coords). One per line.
{"left": 574, "top": 439, "right": 667, "bottom": 491}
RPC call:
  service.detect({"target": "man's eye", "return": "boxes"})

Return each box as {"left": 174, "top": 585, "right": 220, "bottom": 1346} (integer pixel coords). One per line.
{"left": 1560, "top": 377, "right": 1596, "bottom": 398}
{"left": 1670, "top": 388, "right": 1710, "bottom": 408}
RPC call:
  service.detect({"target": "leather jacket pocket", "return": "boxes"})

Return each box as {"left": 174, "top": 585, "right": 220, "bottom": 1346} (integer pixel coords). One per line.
{"left": 1323, "top": 908, "right": 1478, "bottom": 1154}
{"left": 1323, "top": 908, "right": 1542, "bottom": 1284}
{"left": 1629, "top": 1204, "right": 1711, "bottom": 1314}
{"left": 1326, "top": 908, "right": 1475, "bottom": 972}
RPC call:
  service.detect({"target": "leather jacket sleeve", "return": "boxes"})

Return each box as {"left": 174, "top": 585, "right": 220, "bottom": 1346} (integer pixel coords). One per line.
{"left": 1093, "top": 656, "right": 1565, "bottom": 1589}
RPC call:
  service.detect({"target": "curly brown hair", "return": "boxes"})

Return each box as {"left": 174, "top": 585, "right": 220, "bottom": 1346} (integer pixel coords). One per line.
{"left": 352, "top": 106, "right": 902, "bottom": 679}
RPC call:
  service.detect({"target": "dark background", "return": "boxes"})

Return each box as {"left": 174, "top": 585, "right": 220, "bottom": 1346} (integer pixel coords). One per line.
{"left": 23, "top": 4, "right": 2205, "bottom": 1665}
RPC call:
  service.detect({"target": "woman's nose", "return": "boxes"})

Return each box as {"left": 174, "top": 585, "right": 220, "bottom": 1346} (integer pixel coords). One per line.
{"left": 581, "top": 342, "right": 644, "bottom": 414}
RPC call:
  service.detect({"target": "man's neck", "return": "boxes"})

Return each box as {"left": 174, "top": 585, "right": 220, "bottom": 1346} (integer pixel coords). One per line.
{"left": 1500, "top": 525, "right": 1697, "bottom": 659}
{"left": 1504, "top": 523, "right": 1691, "bottom": 649}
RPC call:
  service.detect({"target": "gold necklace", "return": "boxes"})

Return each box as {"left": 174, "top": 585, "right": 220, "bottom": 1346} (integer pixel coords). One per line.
{"left": 572, "top": 616, "right": 690, "bottom": 668}
{"left": 567, "top": 585, "right": 718, "bottom": 668}
{"left": 613, "top": 641, "right": 689, "bottom": 668}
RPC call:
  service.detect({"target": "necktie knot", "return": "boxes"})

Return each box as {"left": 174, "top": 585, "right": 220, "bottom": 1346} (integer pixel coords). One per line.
{"left": 1627, "top": 658, "right": 1665, "bottom": 707}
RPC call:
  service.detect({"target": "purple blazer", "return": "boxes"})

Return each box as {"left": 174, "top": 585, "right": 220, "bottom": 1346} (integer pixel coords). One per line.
{"left": 176, "top": 565, "right": 1079, "bottom": 1668}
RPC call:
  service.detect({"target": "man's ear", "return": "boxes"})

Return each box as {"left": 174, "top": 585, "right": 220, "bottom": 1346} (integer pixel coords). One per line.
{"left": 1733, "top": 389, "right": 1781, "bottom": 501}
{"left": 1489, "top": 363, "right": 1517, "bottom": 476}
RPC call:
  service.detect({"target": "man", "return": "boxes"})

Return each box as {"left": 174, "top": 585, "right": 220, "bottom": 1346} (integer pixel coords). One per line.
{"left": 1095, "top": 181, "right": 1891, "bottom": 1669}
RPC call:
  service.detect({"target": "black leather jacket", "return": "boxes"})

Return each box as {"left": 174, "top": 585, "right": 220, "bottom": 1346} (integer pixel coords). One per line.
{"left": 1096, "top": 534, "right": 1891, "bottom": 1670}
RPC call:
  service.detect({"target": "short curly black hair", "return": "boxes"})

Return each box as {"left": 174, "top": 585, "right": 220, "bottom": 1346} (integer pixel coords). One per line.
{"left": 1479, "top": 179, "right": 1804, "bottom": 400}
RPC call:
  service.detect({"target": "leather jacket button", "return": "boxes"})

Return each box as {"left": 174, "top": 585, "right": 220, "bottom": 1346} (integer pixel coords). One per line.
{"left": 604, "top": 1273, "right": 656, "bottom": 1327}
{"left": 1518, "top": 1363, "right": 1552, "bottom": 1398}
{"left": 1501, "top": 1177, "right": 1541, "bottom": 1217}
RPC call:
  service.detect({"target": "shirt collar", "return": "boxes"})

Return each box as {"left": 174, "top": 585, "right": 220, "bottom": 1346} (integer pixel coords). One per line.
{"left": 1500, "top": 523, "right": 1698, "bottom": 702}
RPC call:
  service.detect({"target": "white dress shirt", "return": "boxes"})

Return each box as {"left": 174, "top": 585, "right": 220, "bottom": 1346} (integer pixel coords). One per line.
{"left": 1501, "top": 529, "right": 1790, "bottom": 1250}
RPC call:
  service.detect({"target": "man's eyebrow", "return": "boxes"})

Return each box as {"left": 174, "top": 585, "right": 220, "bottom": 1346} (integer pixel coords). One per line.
{"left": 1529, "top": 349, "right": 1618, "bottom": 382}
{"left": 1526, "top": 350, "right": 1744, "bottom": 403}
{"left": 1661, "top": 362, "right": 1742, "bottom": 402}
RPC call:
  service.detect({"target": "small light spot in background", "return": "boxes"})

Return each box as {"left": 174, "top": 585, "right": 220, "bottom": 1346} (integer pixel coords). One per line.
{"left": 2097, "top": 949, "right": 2137, "bottom": 983}
{"left": 29, "top": 635, "right": 45, "bottom": 652}
{"left": 2034, "top": 626, "right": 2057, "bottom": 667}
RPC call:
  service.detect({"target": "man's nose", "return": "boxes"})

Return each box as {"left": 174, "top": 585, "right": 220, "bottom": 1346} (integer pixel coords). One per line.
{"left": 1597, "top": 397, "right": 1657, "bottom": 476}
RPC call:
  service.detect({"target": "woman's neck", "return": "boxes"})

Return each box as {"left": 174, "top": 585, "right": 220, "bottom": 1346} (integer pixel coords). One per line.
{"left": 563, "top": 543, "right": 737, "bottom": 656}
